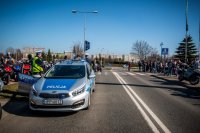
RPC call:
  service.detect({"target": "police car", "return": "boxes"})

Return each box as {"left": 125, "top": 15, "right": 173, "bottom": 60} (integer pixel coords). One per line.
{"left": 29, "top": 60, "right": 95, "bottom": 112}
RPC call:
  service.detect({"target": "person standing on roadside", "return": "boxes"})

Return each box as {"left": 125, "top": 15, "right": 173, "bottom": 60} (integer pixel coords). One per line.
{"left": 128, "top": 62, "right": 131, "bottom": 71}
{"left": 32, "top": 50, "right": 44, "bottom": 77}
{"left": 138, "top": 61, "right": 142, "bottom": 72}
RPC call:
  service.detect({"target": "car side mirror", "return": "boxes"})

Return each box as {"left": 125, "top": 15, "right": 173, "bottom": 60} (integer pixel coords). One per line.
{"left": 89, "top": 74, "right": 95, "bottom": 79}
{"left": 33, "top": 74, "right": 43, "bottom": 78}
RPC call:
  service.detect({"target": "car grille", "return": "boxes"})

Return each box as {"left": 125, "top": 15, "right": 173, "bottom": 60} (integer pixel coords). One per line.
{"left": 30, "top": 104, "right": 72, "bottom": 109}
{"left": 39, "top": 93, "right": 70, "bottom": 99}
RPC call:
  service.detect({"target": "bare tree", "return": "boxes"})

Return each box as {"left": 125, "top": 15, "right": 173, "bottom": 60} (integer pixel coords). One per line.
{"left": 131, "top": 40, "right": 153, "bottom": 60}
{"left": 72, "top": 42, "right": 84, "bottom": 57}
{"left": 147, "top": 48, "right": 160, "bottom": 61}
{"left": 6, "top": 47, "right": 15, "bottom": 57}
{"left": 15, "top": 49, "right": 23, "bottom": 60}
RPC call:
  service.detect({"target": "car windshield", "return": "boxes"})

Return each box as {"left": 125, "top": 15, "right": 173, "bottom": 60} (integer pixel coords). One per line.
{"left": 45, "top": 65, "right": 85, "bottom": 79}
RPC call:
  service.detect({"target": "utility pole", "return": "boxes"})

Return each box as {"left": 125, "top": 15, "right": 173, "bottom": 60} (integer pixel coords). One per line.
{"left": 185, "top": 0, "right": 189, "bottom": 63}
{"left": 72, "top": 10, "right": 98, "bottom": 55}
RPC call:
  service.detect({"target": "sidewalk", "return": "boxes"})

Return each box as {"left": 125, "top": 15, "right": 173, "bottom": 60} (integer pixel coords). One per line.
{"left": 150, "top": 72, "right": 200, "bottom": 90}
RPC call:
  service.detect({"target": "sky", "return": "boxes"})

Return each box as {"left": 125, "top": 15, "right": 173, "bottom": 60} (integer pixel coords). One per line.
{"left": 0, "top": 0, "right": 200, "bottom": 56}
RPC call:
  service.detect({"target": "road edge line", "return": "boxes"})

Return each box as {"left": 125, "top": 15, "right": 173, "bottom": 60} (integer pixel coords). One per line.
{"left": 116, "top": 72, "right": 171, "bottom": 133}
{"left": 113, "top": 72, "right": 160, "bottom": 133}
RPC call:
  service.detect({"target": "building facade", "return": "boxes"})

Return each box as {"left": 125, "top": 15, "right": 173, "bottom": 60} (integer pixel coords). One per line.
{"left": 22, "top": 47, "right": 45, "bottom": 59}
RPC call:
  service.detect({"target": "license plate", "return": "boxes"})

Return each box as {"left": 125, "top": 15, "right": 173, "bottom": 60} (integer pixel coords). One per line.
{"left": 43, "top": 99, "right": 63, "bottom": 105}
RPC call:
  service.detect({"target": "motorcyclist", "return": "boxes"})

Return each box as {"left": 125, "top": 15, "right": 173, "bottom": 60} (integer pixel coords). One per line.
{"left": 0, "top": 55, "right": 4, "bottom": 65}
{"left": 32, "top": 50, "right": 44, "bottom": 77}
{"left": 4, "top": 52, "right": 14, "bottom": 66}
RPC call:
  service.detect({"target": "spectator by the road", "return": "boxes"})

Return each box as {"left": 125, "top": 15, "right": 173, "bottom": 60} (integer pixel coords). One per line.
{"left": 64, "top": 55, "right": 67, "bottom": 60}
{"left": 128, "top": 62, "right": 131, "bottom": 71}
{"left": 152, "top": 61, "right": 157, "bottom": 73}
{"left": 168, "top": 60, "right": 173, "bottom": 76}
{"left": 138, "top": 61, "right": 142, "bottom": 72}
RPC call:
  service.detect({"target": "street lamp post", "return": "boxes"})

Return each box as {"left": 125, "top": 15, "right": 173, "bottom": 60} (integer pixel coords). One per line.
{"left": 198, "top": 18, "right": 200, "bottom": 60}
{"left": 160, "top": 42, "right": 163, "bottom": 62}
{"left": 72, "top": 10, "right": 98, "bottom": 54}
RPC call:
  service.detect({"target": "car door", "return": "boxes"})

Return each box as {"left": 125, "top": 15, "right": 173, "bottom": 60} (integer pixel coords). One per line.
{"left": 18, "top": 73, "right": 39, "bottom": 94}
{"left": 0, "top": 79, "right": 4, "bottom": 92}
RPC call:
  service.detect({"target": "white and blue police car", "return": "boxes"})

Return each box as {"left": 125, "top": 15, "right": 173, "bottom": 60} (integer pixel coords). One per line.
{"left": 29, "top": 60, "right": 95, "bottom": 112}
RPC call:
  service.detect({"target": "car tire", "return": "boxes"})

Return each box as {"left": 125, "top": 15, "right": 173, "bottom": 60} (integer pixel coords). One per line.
{"left": 92, "top": 88, "right": 95, "bottom": 92}
{"left": 189, "top": 76, "right": 199, "bottom": 85}
{"left": 92, "top": 82, "right": 96, "bottom": 92}
{"left": 178, "top": 75, "right": 184, "bottom": 81}
{"left": 14, "top": 74, "right": 19, "bottom": 82}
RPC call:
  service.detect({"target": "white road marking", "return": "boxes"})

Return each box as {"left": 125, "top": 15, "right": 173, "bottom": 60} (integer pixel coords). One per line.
{"left": 126, "top": 72, "right": 136, "bottom": 76}
{"left": 118, "top": 72, "right": 128, "bottom": 76}
{"left": 104, "top": 71, "right": 108, "bottom": 75}
{"left": 97, "top": 72, "right": 102, "bottom": 75}
{"left": 112, "top": 72, "right": 171, "bottom": 133}
{"left": 136, "top": 73, "right": 145, "bottom": 75}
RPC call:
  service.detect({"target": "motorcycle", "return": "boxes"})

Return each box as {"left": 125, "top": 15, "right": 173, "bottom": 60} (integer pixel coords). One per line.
{"left": 0, "top": 64, "right": 12, "bottom": 85}
{"left": 97, "top": 64, "right": 102, "bottom": 72}
{"left": 11, "top": 63, "right": 22, "bottom": 82}
{"left": 93, "top": 63, "right": 102, "bottom": 72}
{"left": 22, "top": 63, "right": 31, "bottom": 75}
{"left": 177, "top": 67, "right": 200, "bottom": 85}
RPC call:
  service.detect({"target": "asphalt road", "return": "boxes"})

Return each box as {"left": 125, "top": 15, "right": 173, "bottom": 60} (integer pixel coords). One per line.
{"left": 0, "top": 68, "right": 200, "bottom": 133}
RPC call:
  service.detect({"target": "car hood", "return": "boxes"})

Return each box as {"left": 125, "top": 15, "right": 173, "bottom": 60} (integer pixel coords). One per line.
{"left": 34, "top": 77, "right": 86, "bottom": 93}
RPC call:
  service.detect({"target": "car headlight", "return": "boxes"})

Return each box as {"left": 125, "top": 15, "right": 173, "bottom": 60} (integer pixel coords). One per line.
{"left": 32, "top": 85, "right": 38, "bottom": 96}
{"left": 72, "top": 85, "right": 86, "bottom": 97}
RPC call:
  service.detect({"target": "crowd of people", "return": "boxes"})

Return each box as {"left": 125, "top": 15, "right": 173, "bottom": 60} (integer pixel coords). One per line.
{"left": 0, "top": 51, "right": 104, "bottom": 79}
{"left": 0, "top": 51, "right": 51, "bottom": 78}
{"left": 137, "top": 59, "right": 200, "bottom": 76}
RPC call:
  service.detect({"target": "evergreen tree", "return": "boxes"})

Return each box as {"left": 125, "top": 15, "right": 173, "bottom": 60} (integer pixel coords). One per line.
{"left": 175, "top": 35, "right": 197, "bottom": 63}
{"left": 47, "top": 49, "right": 52, "bottom": 62}
{"left": 56, "top": 54, "right": 59, "bottom": 59}
{"left": 42, "top": 51, "right": 46, "bottom": 61}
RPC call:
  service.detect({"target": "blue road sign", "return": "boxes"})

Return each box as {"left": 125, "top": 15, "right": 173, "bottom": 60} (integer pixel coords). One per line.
{"left": 161, "top": 48, "right": 169, "bottom": 55}
{"left": 84, "top": 40, "right": 90, "bottom": 51}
